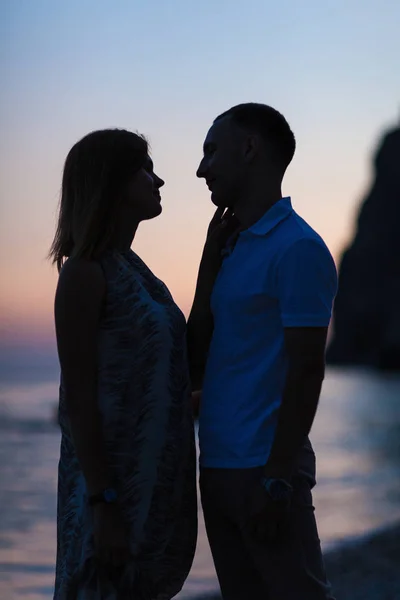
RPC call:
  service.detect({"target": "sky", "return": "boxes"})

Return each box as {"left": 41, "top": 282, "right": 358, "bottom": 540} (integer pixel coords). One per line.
{"left": 0, "top": 0, "right": 399, "bottom": 375}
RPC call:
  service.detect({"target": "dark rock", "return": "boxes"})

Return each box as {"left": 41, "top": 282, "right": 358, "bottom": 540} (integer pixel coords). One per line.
{"left": 323, "top": 523, "right": 400, "bottom": 600}
{"left": 327, "top": 123, "right": 400, "bottom": 370}
{"left": 192, "top": 523, "right": 400, "bottom": 600}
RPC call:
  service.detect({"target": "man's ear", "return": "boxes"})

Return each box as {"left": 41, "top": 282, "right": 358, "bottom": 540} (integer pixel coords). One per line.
{"left": 243, "top": 134, "right": 260, "bottom": 163}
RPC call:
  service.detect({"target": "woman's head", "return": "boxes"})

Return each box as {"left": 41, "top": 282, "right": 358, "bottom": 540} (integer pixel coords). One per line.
{"left": 49, "top": 129, "right": 164, "bottom": 270}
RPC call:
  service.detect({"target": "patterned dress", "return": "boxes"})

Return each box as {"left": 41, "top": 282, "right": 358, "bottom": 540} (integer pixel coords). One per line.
{"left": 54, "top": 250, "right": 197, "bottom": 599}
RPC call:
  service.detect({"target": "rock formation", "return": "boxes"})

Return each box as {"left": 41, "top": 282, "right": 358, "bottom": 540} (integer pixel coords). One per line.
{"left": 327, "top": 122, "right": 400, "bottom": 370}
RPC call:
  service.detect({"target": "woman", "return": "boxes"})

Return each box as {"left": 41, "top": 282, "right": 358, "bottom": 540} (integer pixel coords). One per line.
{"left": 50, "top": 129, "right": 197, "bottom": 599}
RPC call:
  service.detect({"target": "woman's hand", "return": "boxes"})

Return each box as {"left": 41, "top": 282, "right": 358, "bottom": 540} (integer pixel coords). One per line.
{"left": 193, "top": 208, "right": 242, "bottom": 307}
{"left": 93, "top": 503, "right": 132, "bottom": 568}
{"left": 187, "top": 209, "right": 242, "bottom": 390}
{"left": 191, "top": 390, "right": 202, "bottom": 417}
{"left": 206, "top": 207, "right": 230, "bottom": 239}
{"left": 201, "top": 208, "right": 242, "bottom": 275}
{"left": 206, "top": 208, "right": 241, "bottom": 250}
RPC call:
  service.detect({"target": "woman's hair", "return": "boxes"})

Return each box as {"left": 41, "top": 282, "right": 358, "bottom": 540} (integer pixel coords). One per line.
{"left": 49, "top": 129, "right": 148, "bottom": 271}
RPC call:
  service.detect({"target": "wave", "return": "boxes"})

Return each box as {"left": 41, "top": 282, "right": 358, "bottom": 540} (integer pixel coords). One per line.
{"left": 0, "top": 412, "right": 58, "bottom": 434}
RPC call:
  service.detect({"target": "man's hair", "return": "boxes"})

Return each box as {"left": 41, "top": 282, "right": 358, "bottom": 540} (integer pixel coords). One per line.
{"left": 215, "top": 103, "right": 296, "bottom": 172}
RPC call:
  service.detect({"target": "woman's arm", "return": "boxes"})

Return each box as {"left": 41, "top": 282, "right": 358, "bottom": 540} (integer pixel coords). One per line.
{"left": 187, "top": 249, "right": 218, "bottom": 392}
{"left": 55, "top": 258, "right": 112, "bottom": 496}
{"left": 187, "top": 209, "right": 241, "bottom": 391}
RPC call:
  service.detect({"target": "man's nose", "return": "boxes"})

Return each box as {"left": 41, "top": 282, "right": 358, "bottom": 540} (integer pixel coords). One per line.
{"left": 196, "top": 158, "right": 207, "bottom": 179}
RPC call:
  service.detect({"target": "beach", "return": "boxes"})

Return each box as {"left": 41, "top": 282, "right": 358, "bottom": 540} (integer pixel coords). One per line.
{"left": 1, "top": 368, "right": 400, "bottom": 599}
{"left": 192, "top": 523, "right": 400, "bottom": 600}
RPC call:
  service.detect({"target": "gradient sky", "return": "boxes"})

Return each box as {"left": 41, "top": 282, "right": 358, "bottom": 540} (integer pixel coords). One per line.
{"left": 0, "top": 0, "right": 399, "bottom": 369}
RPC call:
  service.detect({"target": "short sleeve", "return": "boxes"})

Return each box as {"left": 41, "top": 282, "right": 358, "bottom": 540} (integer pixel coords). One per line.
{"left": 276, "top": 238, "right": 338, "bottom": 327}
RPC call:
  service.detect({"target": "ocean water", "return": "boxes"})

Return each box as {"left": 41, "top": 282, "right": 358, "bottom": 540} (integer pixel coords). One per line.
{"left": 1, "top": 368, "right": 400, "bottom": 599}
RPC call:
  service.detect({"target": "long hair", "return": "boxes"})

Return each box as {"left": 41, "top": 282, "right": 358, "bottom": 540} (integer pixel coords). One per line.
{"left": 49, "top": 129, "right": 148, "bottom": 271}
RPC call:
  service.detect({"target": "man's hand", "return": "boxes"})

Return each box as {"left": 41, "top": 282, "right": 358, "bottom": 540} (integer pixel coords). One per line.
{"left": 245, "top": 483, "right": 291, "bottom": 543}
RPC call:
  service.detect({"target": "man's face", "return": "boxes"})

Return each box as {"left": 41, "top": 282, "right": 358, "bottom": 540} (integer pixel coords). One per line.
{"left": 197, "top": 117, "right": 246, "bottom": 208}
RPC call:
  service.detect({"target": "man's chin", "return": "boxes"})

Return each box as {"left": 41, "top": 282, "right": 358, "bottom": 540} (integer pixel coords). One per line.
{"left": 211, "top": 191, "right": 229, "bottom": 208}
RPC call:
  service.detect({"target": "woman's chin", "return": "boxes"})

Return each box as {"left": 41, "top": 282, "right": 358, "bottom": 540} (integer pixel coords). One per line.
{"left": 146, "top": 203, "right": 162, "bottom": 220}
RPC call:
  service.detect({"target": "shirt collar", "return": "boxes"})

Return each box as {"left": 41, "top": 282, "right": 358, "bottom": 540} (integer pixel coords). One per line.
{"left": 244, "top": 196, "right": 293, "bottom": 237}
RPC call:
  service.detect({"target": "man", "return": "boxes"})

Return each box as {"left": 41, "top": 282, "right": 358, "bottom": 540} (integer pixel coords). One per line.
{"left": 187, "top": 103, "right": 337, "bottom": 600}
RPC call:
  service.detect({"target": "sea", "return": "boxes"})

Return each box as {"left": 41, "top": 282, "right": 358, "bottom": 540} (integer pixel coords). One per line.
{"left": 1, "top": 367, "right": 400, "bottom": 599}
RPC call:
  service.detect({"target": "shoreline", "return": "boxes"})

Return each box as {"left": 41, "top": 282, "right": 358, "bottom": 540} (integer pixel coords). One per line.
{"left": 192, "top": 521, "right": 400, "bottom": 599}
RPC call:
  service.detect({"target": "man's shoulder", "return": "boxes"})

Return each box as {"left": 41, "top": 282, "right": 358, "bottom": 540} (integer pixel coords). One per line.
{"left": 276, "top": 211, "right": 331, "bottom": 256}
{"left": 277, "top": 213, "right": 338, "bottom": 296}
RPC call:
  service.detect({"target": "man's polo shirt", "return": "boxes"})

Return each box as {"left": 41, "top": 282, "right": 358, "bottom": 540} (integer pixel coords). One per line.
{"left": 198, "top": 197, "right": 338, "bottom": 468}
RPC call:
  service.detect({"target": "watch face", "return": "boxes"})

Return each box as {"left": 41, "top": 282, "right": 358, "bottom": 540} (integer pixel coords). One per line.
{"left": 104, "top": 488, "right": 117, "bottom": 503}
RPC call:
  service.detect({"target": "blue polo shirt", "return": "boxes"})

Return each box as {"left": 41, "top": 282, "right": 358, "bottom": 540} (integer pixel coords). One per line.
{"left": 198, "top": 197, "right": 337, "bottom": 469}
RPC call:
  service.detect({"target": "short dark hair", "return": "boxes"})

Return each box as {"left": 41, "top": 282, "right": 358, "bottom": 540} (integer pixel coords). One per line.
{"left": 49, "top": 129, "right": 148, "bottom": 271}
{"left": 215, "top": 103, "right": 296, "bottom": 171}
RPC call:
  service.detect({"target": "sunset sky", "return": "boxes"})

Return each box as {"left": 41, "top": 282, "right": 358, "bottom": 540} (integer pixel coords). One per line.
{"left": 1, "top": 0, "right": 399, "bottom": 375}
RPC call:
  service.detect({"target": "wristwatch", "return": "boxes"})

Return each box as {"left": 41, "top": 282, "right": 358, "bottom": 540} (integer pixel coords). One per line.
{"left": 88, "top": 488, "right": 118, "bottom": 507}
{"left": 261, "top": 477, "right": 293, "bottom": 502}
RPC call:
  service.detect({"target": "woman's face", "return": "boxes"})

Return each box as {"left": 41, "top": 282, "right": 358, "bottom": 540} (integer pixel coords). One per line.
{"left": 123, "top": 156, "right": 165, "bottom": 224}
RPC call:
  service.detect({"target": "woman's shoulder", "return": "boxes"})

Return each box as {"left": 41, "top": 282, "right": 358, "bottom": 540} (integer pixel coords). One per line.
{"left": 57, "top": 257, "right": 106, "bottom": 300}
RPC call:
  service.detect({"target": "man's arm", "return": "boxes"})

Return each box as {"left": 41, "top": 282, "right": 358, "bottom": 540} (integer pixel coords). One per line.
{"left": 264, "top": 237, "right": 338, "bottom": 481}
{"left": 263, "top": 326, "right": 327, "bottom": 480}
{"left": 246, "top": 238, "right": 337, "bottom": 542}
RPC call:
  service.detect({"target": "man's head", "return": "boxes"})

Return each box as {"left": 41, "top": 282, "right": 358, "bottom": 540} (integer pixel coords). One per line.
{"left": 197, "top": 103, "right": 296, "bottom": 208}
